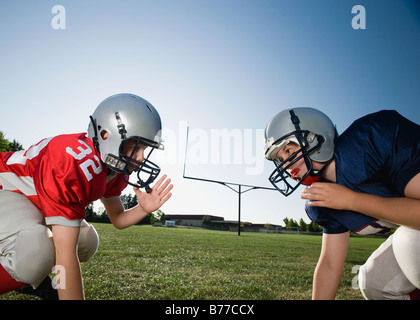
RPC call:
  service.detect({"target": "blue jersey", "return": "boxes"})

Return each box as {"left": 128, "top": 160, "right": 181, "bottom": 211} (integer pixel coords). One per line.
{"left": 306, "top": 110, "right": 420, "bottom": 234}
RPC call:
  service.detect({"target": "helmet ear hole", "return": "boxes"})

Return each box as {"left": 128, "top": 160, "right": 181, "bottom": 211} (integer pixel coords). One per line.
{"left": 101, "top": 130, "right": 109, "bottom": 140}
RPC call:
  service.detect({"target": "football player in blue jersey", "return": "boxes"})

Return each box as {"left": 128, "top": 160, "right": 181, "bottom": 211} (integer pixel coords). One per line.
{"left": 264, "top": 108, "right": 420, "bottom": 300}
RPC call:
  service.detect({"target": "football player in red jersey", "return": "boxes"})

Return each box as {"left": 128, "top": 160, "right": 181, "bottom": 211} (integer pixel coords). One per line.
{"left": 0, "top": 93, "right": 173, "bottom": 299}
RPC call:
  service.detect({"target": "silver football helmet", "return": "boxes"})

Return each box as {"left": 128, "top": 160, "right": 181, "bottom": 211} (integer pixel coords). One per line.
{"left": 87, "top": 93, "right": 164, "bottom": 192}
{"left": 264, "top": 107, "right": 337, "bottom": 196}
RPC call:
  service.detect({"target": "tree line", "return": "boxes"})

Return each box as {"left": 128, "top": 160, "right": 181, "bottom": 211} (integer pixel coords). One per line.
{"left": 283, "top": 217, "right": 323, "bottom": 233}
{"left": 0, "top": 131, "right": 23, "bottom": 152}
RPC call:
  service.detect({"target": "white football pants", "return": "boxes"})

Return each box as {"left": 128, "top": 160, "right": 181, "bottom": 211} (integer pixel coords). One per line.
{"left": 0, "top": 190, "right": 99, "bottom": 288}
{"left": 359, "top": 226, "right": 420, "bottom": 300}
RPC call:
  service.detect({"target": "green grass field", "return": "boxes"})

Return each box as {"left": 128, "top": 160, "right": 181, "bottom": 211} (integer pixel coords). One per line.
{"left": 1, "top": 223, "right": 386, "bottom": 300}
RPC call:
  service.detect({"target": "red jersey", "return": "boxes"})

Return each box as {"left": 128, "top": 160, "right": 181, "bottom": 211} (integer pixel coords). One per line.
{"left": 0, "top": 133, "right": 127, "bottom": 226}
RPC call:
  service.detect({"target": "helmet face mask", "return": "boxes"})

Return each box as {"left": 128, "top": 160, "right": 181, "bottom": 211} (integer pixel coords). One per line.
{"left": 118, "top": 138, "right": 160, "bottom": 193}
{"left": 268, "top": 132, "right": 324, "bottom": 196}
{"left": 264, "top": 107, "right": 336, "bottom": 197}
{"left": 101, "top": 137, "right": 161, "bottom": 192}
{"left": 88, "top": 93, "right": 164, "bottom": 193}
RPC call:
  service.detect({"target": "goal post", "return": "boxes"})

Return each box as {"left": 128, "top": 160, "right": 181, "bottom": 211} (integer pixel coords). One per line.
{"left": 182, "top": 126, "right": 276, "bottom": 236}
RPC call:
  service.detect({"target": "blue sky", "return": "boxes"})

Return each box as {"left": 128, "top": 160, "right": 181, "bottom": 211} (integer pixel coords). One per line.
{"left": 1, "top": 0, "right": 420, "bottom": 226}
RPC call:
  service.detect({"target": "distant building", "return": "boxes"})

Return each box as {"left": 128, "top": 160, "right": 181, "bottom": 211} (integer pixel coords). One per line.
{"left": 165, "top": 214, "right": 224, "bottom": 227}
{"left": 165, "top": 220, "right": 176, "bottom": 227}
{"left": 164, "top": 214, "right": 283, "bottom": 232}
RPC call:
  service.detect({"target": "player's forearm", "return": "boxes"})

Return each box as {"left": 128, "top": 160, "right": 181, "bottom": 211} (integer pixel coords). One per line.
{"left": 111, "top": 204, "right": 150, "bottom": 229}
{"left": 303, "top": 183, "right": 420, "bottom": 229}
{"left": 312, "top": 263, "right": 341, "bottom": 300}
{"left": 349, "top": 193, "right": 420, "bottom": 229}
{"left": 55, "top": 253, "right": 84, "bottom": 300}
{"left": 312, "top": 232, "right": 349, "bottom": 300}
{"left": 52, "top": 224, "right": 84, "bottom": 300}
{"left": 104, "top": 197, "right": 150, "bottom": 229}
{"left": 312, "top": 251, "right": 345, "bottom": 300}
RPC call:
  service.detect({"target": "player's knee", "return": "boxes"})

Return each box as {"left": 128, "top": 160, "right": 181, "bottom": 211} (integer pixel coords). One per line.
{"left": 358, "top": 263, "right": 382, "bottom": 300}
{"left": 359, "top": 236, "right": 416, "bottom": 300}
{"left": 393, "top": 226, "right": 420, "bottom": 289}
{"left": 77, "top": 220, "right": 99, "bottom": 262}
{"left": 358, "top": 261, "right": 403, "bottom": 300}
{"left": 14, "top": 225, "right": 55, "bottom": 287}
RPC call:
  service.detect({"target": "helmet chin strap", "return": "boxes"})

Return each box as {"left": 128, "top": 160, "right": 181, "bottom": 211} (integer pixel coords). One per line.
{"left": 301, "top": 174, "right": 321, "bottom": 186}
{"left": 300, "top": 159, "right": 332, "bottom": 186}
{"left": 89, "top": 116, "right": 100, "bottom": 152}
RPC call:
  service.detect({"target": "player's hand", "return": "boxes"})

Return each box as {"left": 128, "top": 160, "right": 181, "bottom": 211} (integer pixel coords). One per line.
{"left": 133, "top": 174, "right": 173, "bottom": 213}
{"left": 301, "top": 182, "right": 357, "bottom": 211}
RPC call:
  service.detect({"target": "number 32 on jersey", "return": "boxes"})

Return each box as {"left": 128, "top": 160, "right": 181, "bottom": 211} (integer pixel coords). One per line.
{"left": 66, "top": 140, "right": 102, "bottom": 181}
